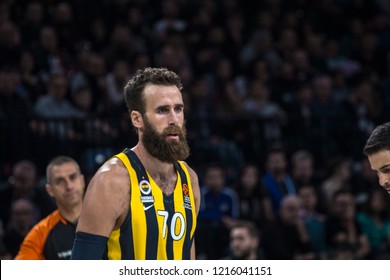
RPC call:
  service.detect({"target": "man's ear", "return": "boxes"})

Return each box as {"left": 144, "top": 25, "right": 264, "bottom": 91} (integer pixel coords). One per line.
{"left": 131, "top": 111, "right": 143, "bottom": 129}
{"left": 45, "top": 184, "right": 54, "bottom": 198}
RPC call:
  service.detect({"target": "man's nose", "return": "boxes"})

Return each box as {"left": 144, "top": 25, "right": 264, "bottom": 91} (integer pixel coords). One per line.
{"left": 378, "top": 173, "right": 389, "bottom": 187}
{"left": 168, "top": 109, "right": 179, "bottom": 125}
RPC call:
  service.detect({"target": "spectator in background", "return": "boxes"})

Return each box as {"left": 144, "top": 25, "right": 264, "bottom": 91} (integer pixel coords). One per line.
{"left": 153, "top": 0, "right": 187, "bottom": 44}
{"left": 3, "top": 198, "right": 39, "bottom": 258}
{"left": 321, "top": 157, "right": 352, "bottom": 212}
{"left": 70, "top": 85, "right": 119, "bottom": 176}
{"left": 0, "top": 66, "right": 33, "bottom": 162}
{"left": 105, "top": 59, "right": 130, "bottom": 110}
{"left": 0, "top": 21, "right": 21, "bottom": 69}
{"left": 32, "top": 26, "right": 69, "bottom": 82}
{"left": 18, "top": 2, "right": 44, "bottom": 46}
{"left": 262, "top": 146, "right": 296, "bottom": 213}
{"left": 298, "top": 184, "right": 327, "bottom": 259}
{"left": 86, "top": 19, "right": 108, "bottom": 53}
{"left": 0, "top": 220, "right": 11, "bottom": 260}
{"left": 104, "top": 24, "right": 145, "bottom": 67}
{"left": 291, "top": 49, "right": 313, "bottom": 85}
{"left": 356, "top": 188, "right": 390, "bottom": 259}
{"left": 291, "top": 149, "right": 327, "bottom": 213}
{"left": 343, "top": 80, "right": 381, "bottom": 137}
{"left": 284, "top": 84, "right": 314, "bottom": 151}
{"left": 0, "top": 67, "right": 32, "bottom": 119}
{"left": 51, "top": 2, "right": 80, "bottom": 55}
{"left": 69, "top": 52, "right": 107, "bottom": 112}
{"left": 291, "top": 149, "right": 318, "bottom": 187}
{"left": 310, "top": 74, "right": 344, "bottom": 161}
{"left": 197, "top": 163, "right": 239, "bottom": 259}
{"left": 0, "top": 219, "right": 11, "bottom": 259}
{"left": 17, "top": 50, "right": 45, "bottom": 104}
{"left": 326, "top": 190, "right": 370, "bottom": 259}
{"left": 15, "top": 156, "right": 85, "bottom": 259}
{"left": 242, "top": 79, "right": 285, "bottom": 142}
{"left": 222, "top": 220, "right": 262, "bottom": 260}
{"left": 350, "top": 158, "right": 378, "bottom": 207}
{"left": 235, "top": 163, "right": 273, "bottom": 229}
{"left": 70, "top": 86, "right": 93, "bottom": 117}
{"left": 34, "top": 73, "right": 82, "bottom": 119}
{"left": 32, "top": 73, "right": 83, "bottom": 161}
{"left": 33, "top": 72, "right": 83, "bottom": 147}
{"left": 261, "top": 195, "right": 313, "bottom": 260}
{"left": 0, "top": 160, "right": 55, "bottom": 227}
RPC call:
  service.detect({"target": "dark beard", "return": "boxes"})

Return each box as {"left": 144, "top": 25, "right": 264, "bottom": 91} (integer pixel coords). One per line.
{"left": 142, "top": 118, "right": 190, "bottom": 163}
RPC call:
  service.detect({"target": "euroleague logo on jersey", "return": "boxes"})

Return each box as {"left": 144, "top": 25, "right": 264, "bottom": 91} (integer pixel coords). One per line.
{"left": 182, "top": 183, "right": 190, "bottom": 196}
{"left": 139, "top": 180, "right": 151, "bottom": 195}
{"left": 182, "top": 183, "right": 192, "bottom": 210}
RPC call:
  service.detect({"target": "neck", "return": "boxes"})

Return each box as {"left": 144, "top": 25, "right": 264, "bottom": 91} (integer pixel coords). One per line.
{"left": 58, "top": 203, "right": 82, "bottom": 224}
{"left": 248, "top": 252, "right": 257, "bottom": 260}
{"left": 133, "top": 144, "right": 176, "bottom": 175}
{"left": 246, "top": 250, "right": 258, "bottom": 260}
{"left": 132, "top": 144, "right": 177, "bottom": 194}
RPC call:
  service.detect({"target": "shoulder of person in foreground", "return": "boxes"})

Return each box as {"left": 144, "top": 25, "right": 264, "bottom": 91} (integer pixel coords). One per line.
{"left": 181, "top": 161, "right": 201, "bottom": 214}
{"left": 76, "top": 157, "right": 130, "bottom": 237}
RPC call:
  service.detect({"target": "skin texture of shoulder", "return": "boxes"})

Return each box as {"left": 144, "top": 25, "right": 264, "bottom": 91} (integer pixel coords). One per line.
{"left": 76, "top": 157, "right": 130, "bottom": 237}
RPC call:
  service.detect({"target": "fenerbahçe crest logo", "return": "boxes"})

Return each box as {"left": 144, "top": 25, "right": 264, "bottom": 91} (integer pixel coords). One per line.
{"left": 139, "top": 180, "right": 151, "bottom": 195}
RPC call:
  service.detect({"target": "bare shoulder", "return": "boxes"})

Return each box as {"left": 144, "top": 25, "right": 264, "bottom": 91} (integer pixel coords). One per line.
{"left": 77, "top": 157, "right": 130, "bottom": 236}
{"left": 180, "top": 162, "right": 199, "bottom": 187}
{"left": 181, "top": 161, "right": 201, "bottom": 213}
{"left": 87, "top": 157, "right": 129, "bottom": 199}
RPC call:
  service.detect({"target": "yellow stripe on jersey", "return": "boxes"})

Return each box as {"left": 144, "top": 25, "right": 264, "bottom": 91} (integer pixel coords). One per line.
{"left": 107, "top": 229, "right": 121, "bottom": 260}
{"left": 173, "top": 174, "right": 185, "bottom": 260}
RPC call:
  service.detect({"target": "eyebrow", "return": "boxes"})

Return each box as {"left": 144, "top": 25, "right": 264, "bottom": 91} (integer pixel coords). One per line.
{"left": 378, "top": 164, "right": 390, "bottom": 171}
{"left": 53, "top": 171, "right": 79, "bottom": 181}
{"left": 156, "top": 104, "right": 184, "bottom": 109}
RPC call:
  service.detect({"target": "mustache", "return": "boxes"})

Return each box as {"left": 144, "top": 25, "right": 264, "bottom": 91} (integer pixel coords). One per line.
{"left": 162, "top": 125, "right": 186, "bottom": 136}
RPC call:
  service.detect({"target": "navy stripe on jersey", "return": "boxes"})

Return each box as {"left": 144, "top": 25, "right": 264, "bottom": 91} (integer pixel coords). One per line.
{"left": 175, "top": 162, "right": 193, "bottom": 260}
{"left": 125, "top": 149, "right": 159, "bottom": 259}
{"left": 119, "top": 212, "right": 134, "bottom": 259}
{"left": 102, "top": 245, "right": 108, "bottom": 259}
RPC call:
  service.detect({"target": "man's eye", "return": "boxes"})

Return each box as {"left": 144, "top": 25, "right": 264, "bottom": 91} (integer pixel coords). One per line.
{"left": 157, "top": 108, "right": 168, "bottom": 113}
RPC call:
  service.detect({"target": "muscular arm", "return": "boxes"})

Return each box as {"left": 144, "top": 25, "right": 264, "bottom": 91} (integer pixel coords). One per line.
{"left": 72, "top": 158, "right": 129, "bottom": 259}
{"left": 184, "top": 163, "right": 201, "bottom": 260}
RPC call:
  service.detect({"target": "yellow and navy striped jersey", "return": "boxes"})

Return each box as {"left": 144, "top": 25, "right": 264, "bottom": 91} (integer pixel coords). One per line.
{"left": 103, "top": 149, "right": 197, "bottom": 260}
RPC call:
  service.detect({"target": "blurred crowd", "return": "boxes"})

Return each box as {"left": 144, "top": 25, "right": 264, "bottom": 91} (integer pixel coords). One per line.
{"left": 1, "top": 0, "right": 390, "bottom": 259}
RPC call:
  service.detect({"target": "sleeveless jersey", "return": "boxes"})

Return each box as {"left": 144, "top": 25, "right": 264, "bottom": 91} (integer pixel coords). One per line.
{"left": 103, "top": 149, "right": 197, "bottom": 260}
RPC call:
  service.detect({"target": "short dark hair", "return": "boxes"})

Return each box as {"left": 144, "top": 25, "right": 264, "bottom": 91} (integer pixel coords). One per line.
{"left": 363, "top": 122, "right": 390, "bottom": 156}
{"left": 123, "top": 67, "right": 183, "bottom": 115}
{"left": 231, "top": 220, "right": 259, "bottom": 239}
{"left": 46, "top": 156, "right": 81, "bottom": 183}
